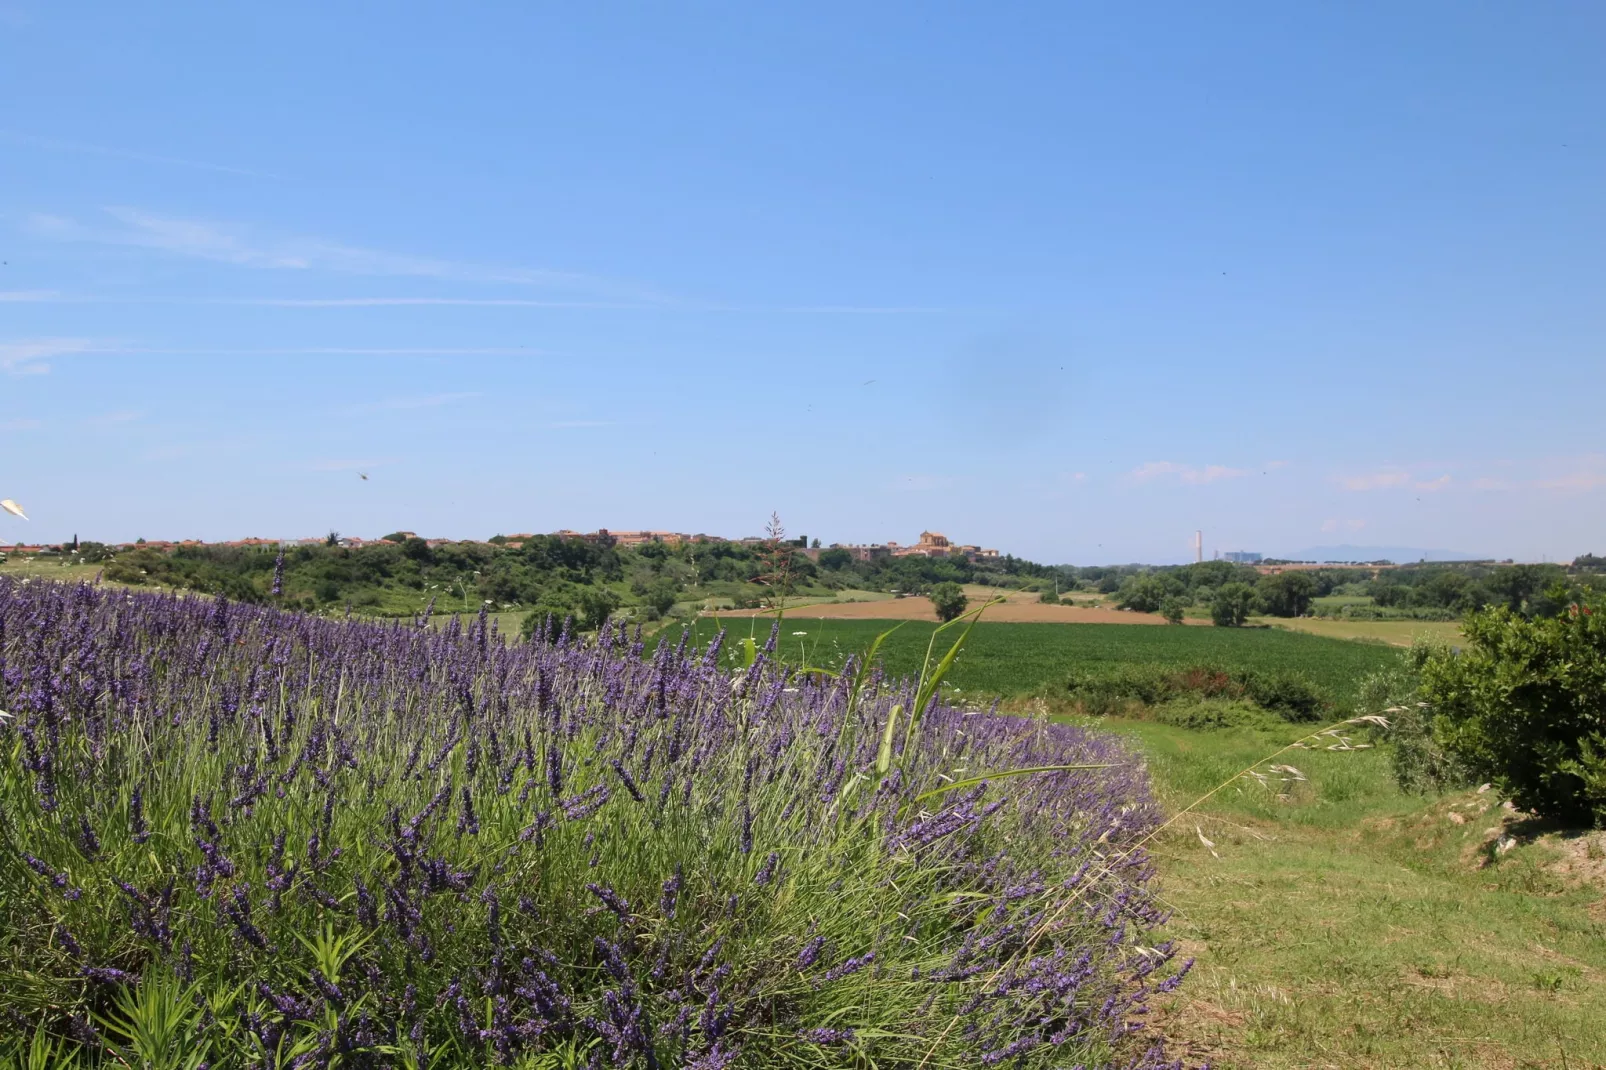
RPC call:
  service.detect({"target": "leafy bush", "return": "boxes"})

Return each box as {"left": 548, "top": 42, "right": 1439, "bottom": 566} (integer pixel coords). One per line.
{"left": 1210, "top": 583, "right": 1256, "bottom": 627}
{"left": 928, "top": 580, "right": 968, "bottom": 622}
{"left": 576, "top": 585, "right": 622, "bottom": 630}
{"left": 1422, "top": 600, "right": 1606, "bottom": 825}
{"left": 1064, "top": 663, "right": 1328, "bottom": 721}
{"left": 1115, "top": 574, "right": 1183, "bottom": 613}
{"left": 520, "top": 604, "right": 573, "bottom": 642}
{"left": 0, "top": 578, "right": 1186, "bottom": 1068}
{"left": 1357, "top": 644, "right": 1471, "bottom": 794}
{"left": 1256, "top": 572, "right": 1316, "bottom": 617}
{"left": 1159, "top": 596, "right": 1188, "bottom": 625}
{"left": 1147, "top": 697, "right": 1286, "bottom": 732}
{"left": 1237, "top": 669, "right": 1327, "bottom": 721}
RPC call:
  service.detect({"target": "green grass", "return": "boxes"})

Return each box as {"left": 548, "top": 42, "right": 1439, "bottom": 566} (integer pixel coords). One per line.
{"left": 1256, "top": 616, "right": 1464, "bottom": 647}
{"left": 0, "top": 556, "right": 110, "bottom": 585}
{"left": 1313, "top": 594, "right": 1377, "bottom": 610}
{"left": 660, "top": 618, "right": 1404, "bottom": 708}
{"left": 1086, "top": 714, "right": 1606, "bottom": 1068}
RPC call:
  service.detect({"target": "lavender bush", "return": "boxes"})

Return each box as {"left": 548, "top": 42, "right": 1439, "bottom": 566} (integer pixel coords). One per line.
{"left": 0, "top": 577, "right": 1189, "bottom": 1068}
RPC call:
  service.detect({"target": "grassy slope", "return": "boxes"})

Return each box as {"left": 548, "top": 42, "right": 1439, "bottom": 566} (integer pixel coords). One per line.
{"left": 0, "top": 558, "right": 109, "bottom": 584}
{"left": 1256, "top": 616, "right": 1465, "bottom": 646}
{"left": 1092, "top": 716, "right": 1606, "bottom": 1069}
{"left": 663, "top": 617, "right": 1403, "bottom": 707}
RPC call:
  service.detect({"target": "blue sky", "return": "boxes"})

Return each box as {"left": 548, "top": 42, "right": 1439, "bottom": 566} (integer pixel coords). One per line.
{"left": 2, "top": 2, "right": 1602, "bottom": 563}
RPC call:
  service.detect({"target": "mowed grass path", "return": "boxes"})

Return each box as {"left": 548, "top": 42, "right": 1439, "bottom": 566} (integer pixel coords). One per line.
{"left": 1093, "top": 716, "right": 1606, "bottom": 1069}
{"left": 665, "top": 617, "right": 1403, "bottom": 707}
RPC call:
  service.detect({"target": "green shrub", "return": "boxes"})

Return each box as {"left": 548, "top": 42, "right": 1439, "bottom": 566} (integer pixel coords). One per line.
{"left": 577, "top": 586, "right": 622, "bottom": 630}
{"left": 520, "top": 605, "right": 573, "bottom": 641}
{"left": 1238, "top": 669, "right": 1326, "bottom": 721}
{"left": 1063, "top": 663, "right": 1329, "bottom": 721}
{"left": 1422, "top": 600, "right": 1606, "bottom": 825}
{"left": 1358, "top": 643, "right": 1472, "bottom": 794}
{"left": 929, "top": 580, "right": 968, "bottom": 622}
{"left": 1257, "top": 572, "right": 1316, "bottom": 617}
{"left": 1160, "top": 596, "right": 1188, "bottom": 624}
{"left": 1149, "top": 696, "right": 1286, "bottom": 731}
{"left": 1210, "top": 582, "right": 1256, "bottom": 627}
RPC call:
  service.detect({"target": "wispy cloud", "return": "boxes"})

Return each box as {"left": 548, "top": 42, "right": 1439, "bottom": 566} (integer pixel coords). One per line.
{"left": 0, "top": 290, "right": 61, "bottom": 302}
{"left": 28, "top": 208, "right": 667, "bottom": 302}
{"left": 2, "top": 130, "right": 277, "bottom": 178}
{"left": 1, "top": 337, "right": 111, "bottom": 375}
{"left": 548, "top": 420, "right": 614, "bottom": 429}
{"left": 1336, "top": 467, "right": 1451, "bottom": 492}
{"left": 1263, "top": 460, "right": 1290, "bottom": 471}
{"left": 156, "top": 347, "right": 536, "bottom": 357}
{"left": 233, "top": 297, "right": 649, "bottom": 310}
{"left": 1, "top": 419, "right": 42, "bottom": 432}
{"left": 1320, "top": 518, "right": 1368, "bottom": 533}
{"left": 353, "top": 392, "right": 481, "bottom": 412}
{"left": 1129, "top": 461, "right": 1247, "bottom": 485}
{"left": 5, "top": 339, "right": 541, "bottom": 365}
{"left": 1537, "top": 454, "right": 1606, "bottom": 492}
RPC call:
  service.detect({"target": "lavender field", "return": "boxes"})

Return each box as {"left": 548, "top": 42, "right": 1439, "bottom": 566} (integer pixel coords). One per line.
{"left": 0, "top": 577, "right": 1189, "bottom": 1068}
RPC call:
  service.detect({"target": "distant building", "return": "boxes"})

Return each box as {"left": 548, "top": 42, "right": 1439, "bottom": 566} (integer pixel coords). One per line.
{"left": 832, "top": 543, "right": 892, "bottom": 563}
{"left": 834, "top": 531, "right": 1000, "bottom": 562}
{"left": 1223, "top": 551, "right": 1263, "bottom": 564}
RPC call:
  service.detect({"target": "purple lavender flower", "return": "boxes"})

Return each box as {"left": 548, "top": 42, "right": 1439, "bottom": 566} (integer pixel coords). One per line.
{"left": 822, "top": 951, "right": 876, "bottom": 982}
{"left": 660, "top": 865, "right": 682, "bottom": 919}
{"left": 610, "top": 758, "right": 645, "bottom": 803}
{"left": 796, "top": 935, "right": 826, "bottom": 971}
{"left": 586, "top": 882, "right": 632, "bottom": 923}
{"left": 457, "top": 785, "right": 480, "bottom": 836}
{"left": 77, "top": 815, "right": 101, "bottom": 860}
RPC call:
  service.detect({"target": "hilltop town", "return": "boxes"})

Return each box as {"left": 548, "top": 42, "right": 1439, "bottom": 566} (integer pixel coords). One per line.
{"left": 0, "top": 528, "right": 1001, "bottom": 562}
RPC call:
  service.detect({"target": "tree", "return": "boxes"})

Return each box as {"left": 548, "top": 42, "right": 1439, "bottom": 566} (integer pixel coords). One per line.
{"left": 1116, "top": 573, "right": 1183, "bottom": 613}
{"left": 1486, "top": 564, "right": 1563, "bottom": 615}
{"left": 1159, "top": 595, "right": 1187, "bottom": 624}
{"left": 1423, "top": 599, "right": 1606, "bottom": 826}
{"left": 817, "top": 548, "right": 853, "bottom": 571}
{"left": 929, "top": 581, "right": 968, "bottom": 622}
{"left": 645, "top": 579, "right": 679, "bottom": 617}
{"left": 520, "top": 605, "right": 572, "bottom": 643}
{"left": 577, "top": 587, "right": 621, "bottom": 631}
{"left": 1256, "top": 572, "right": 1316, "bottom": 617}
{"left": 1211, "top": 582, "right": 1256, "bottom": 627}
{"left": 325, "top": 531, "right": 341, "bottom": 547}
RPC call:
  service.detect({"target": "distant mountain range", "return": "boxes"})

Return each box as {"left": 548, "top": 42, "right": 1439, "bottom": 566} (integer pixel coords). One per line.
{"left": 1280, "top": 544, "right": 1488, "bottom": 563}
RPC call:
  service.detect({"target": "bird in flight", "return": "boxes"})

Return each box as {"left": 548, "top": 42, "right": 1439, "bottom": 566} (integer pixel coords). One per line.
{"left": 862, "top": 379, "right": 876, "bottom": 386}
{"left": 359, "top": 472, "right": 369, "bottom": 481}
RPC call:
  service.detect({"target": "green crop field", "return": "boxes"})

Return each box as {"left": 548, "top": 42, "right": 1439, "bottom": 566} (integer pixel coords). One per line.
{"left": 661, "top": 617, "right": 1404, "bottom": 709}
